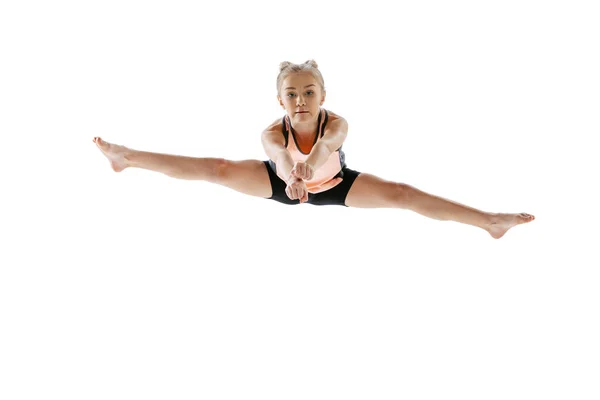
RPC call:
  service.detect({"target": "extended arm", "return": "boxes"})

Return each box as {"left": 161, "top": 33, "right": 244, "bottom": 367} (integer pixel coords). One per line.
{"left": 304, "top": 117, "right": 348, "bottom": 172}
{"left": 262, "top": 129, "right": 310, "bottom": 203}
{"left": 261, "top": 130, "right": 295, "bottom": 182}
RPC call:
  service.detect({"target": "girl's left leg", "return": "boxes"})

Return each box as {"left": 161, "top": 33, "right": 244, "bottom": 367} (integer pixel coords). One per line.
{"left": 344, "top": 172, "right": 534, "bottom": 239}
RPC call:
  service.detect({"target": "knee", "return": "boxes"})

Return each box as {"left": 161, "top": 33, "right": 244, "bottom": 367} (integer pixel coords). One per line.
{"left": 394, "top": 183, "right": 415, "bottom": 208}
{"left": 212, "top": 158, "right": 230, "bottom": 184}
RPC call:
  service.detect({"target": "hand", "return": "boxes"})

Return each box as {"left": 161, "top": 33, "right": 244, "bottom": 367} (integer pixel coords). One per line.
{"left": 291, "top": 161, "right": 315, "bottom": 181}
{"left": 285, "top": 176, "right": 309, "bottom": 203}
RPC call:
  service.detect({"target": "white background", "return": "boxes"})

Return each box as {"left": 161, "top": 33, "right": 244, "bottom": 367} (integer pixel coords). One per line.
{"left": 1, "top": 0, "right": 599, "bottom": 399}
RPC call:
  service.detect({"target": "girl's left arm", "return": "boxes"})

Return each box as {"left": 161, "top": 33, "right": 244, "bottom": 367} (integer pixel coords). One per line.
{"left": 305, "top": 117, "right": 348, "bottom": 172}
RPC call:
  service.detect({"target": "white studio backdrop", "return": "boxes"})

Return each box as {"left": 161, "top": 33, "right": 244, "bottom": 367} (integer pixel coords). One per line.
{"left": 1, "top": 0, "right": 599, "bottom": 399}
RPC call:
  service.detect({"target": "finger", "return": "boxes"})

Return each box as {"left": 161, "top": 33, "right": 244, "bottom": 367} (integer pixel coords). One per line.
{"left": 307, "top": 166, "right": 314, "bottom": 180}
{"left": 301, "top": 190, "right": 308, "bottom": 203}
{"left": 297, "top": 167, "right": 306, "bottom": 180}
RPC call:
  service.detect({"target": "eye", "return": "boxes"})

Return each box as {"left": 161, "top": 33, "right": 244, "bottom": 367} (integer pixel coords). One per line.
{"left": 287, "top": 93, "right": 295, "bottom": 97}
{"left": 306, "top": 90, "right": 314, "bottom": 95}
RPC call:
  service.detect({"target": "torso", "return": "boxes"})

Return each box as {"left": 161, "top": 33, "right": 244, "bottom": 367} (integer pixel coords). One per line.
{"left": 265, "top": 108, "right": 344, "bottom": 154}
{"left": 264, "top": 108, "right": 348, "bottom": 194}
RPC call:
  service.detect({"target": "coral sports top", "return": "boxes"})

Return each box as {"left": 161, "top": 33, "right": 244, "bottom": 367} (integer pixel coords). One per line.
{"left": 268, "top": 108, "right": 347, "bottom": 194}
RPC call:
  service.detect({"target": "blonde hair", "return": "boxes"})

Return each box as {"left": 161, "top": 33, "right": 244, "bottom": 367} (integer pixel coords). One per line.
{"left": 276, "top": 59, "right": 325, "bottom": 95}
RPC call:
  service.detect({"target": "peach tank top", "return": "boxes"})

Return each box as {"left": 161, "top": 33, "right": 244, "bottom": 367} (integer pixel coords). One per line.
{"left": 268, "top": 108, "right": 347, "bottom": 194}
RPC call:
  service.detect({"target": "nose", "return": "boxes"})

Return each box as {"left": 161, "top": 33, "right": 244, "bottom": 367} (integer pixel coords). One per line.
{"left": 296, "top": 95, "right": 306, "bottom": 106}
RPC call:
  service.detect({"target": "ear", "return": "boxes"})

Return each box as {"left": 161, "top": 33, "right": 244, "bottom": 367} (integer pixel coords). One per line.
{"left": 277, "top": 95, "right": 284, "bottom": 108}
{"left": 320, "top": 91, "right": 326, "bottom": 105}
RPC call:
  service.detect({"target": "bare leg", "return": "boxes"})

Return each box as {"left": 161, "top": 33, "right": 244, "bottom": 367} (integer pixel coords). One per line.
{"left": 407, "top": 185, "right": 535, "bottom": 239}
{"left": 345, "top": 172, "right": 535, "bottom": 239}
{"left": 93, "top": 137, "right": 222, "bottom": 181}
{"left": 92, "top": 137, "right": 272, "bottom": 197}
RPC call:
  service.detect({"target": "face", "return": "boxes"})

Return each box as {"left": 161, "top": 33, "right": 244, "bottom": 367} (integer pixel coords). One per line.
{"left": 278, "top": 72, "right": 326, "bottom": 123}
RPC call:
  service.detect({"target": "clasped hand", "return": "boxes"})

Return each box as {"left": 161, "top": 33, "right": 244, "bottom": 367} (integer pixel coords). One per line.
{"left": 284, "top": 161, "right": 315, "bottom": 203}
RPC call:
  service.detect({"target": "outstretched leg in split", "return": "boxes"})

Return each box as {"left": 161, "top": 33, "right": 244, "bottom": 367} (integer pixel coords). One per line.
{"left": 344, "top": 172, "right": 534, "bottom": 239}
{"left": 92, "top": 137, "right": 273, "bottom": 198}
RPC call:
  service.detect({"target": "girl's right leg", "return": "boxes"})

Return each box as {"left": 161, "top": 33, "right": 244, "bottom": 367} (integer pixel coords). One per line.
{"left": 93, "top": 137, "right": 273, "bottom": 198}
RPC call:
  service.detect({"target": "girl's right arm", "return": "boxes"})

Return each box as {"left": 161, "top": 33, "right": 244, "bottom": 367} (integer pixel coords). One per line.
{"left": 262, "top": 128, "right": 308, "bottom": 203}
{"left": 261, "top": 129, "right": 295, "bottom": 183}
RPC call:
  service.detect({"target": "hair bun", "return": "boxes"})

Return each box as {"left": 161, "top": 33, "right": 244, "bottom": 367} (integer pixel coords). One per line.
{"left": 279, "top": 61, "right": 292, "bottom": 72}
{"left": 304, "top": 59, "right": 318, "bottom": 68}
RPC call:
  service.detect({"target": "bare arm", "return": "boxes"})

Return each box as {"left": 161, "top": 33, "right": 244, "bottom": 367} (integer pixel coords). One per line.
{"left": 304, "top": 117, "right": 348, "bottom": 172}
{"left": 262, "top": 129, "right": 309, "bottom": 202}
{"left": 261, "top": 129, "right": 295, "bottom": 182}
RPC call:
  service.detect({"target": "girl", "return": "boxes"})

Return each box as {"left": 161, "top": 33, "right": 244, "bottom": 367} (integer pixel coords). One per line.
{"left": 93, "top": 60, "right": 534, "bottom": 239}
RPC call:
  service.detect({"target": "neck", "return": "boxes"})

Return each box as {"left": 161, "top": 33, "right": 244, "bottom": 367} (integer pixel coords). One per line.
{"left": 290, "top": 121, "right": 318, "bottom": 135}
{"left": 288, "top": 108, "right": 321, "bottom": 135}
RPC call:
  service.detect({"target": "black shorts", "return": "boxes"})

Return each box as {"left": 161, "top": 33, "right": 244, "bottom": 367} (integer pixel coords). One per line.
{"left": 262, "top": 160, "right": 361, "bottom": 206}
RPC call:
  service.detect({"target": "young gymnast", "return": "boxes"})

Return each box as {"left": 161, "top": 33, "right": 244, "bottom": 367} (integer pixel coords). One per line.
{"left": 93, "top": 59, "right": 534, "bottom": 239}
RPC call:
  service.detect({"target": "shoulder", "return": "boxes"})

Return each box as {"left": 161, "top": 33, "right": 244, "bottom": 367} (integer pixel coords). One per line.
{"left": 261, "top": 117, "right": 286, "bottom": 145}
{"left": 323, "top": 109, "right": 348, "bottom": 132}
{"left": 262, "top": 117, "right": 284, "bottom": 134}
{"left": 324, "top": 109, "right": 347, "bottom": 125}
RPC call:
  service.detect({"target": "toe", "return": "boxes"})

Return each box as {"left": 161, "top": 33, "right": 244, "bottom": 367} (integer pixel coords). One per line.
{"left": 96, "top": 138, "right": 109, "bottom": 150}
{"left": 520, "top": 213, "right": 535, "bottom": 222}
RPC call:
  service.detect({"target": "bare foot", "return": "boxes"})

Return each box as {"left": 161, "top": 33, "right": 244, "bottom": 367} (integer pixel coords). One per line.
{"left": 93, "top": 137, "right": 130, "bottom": 172}
{"left": 487, "top": 213, "right": 535, "bottom": 239}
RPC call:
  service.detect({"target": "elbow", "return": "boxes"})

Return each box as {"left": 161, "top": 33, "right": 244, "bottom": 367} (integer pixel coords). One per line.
{"left": 262, "top": 141, "right": 286, "bottom": 164}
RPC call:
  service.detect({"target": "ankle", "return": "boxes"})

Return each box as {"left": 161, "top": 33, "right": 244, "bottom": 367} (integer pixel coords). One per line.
{"left": 485, "top": 212, "right": 499, "bottom": 227}
{"left": 123, "top": 148, "right": 138, "bottom": 168}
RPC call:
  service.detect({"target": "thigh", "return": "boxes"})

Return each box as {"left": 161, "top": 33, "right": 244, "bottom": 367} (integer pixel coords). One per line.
{"left": 344, "top": 172, "right": 410, "bottom": 208}
{"left": 217, "top": 159, "right": 273, "bottom": 198}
